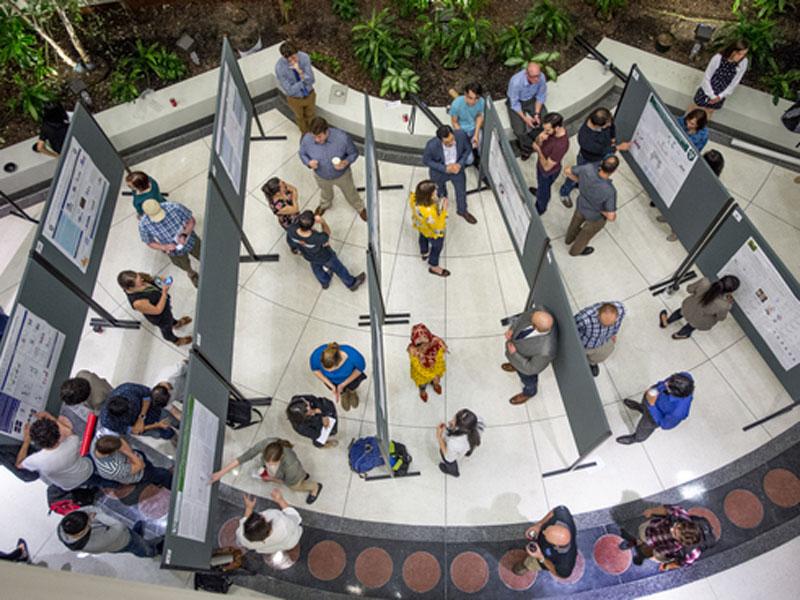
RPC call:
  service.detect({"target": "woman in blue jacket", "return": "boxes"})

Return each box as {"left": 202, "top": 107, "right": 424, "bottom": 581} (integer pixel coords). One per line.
{"left": 309, "top": 342, "right": 367, "bottom": 411}
{"left": 617, "top": 372, "right": 694, "bottom": 445}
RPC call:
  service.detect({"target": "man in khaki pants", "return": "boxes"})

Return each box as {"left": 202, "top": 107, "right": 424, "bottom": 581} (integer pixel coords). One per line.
{"left": 275, "top": 42, "right": 316, "bottom": 133}
{"left": 299, "top": 117, "right": 366, "bottom": 221}
{"left": 563, "top": 155, "right": 619, "bottom": 257}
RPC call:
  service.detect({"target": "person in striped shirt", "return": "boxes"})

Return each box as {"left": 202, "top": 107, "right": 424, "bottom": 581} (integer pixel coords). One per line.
{"left": 91, "top": 436, "right": 172, "bottom": 488}
{"left": 573, "top": 301, "right": 625, "bottom": 377}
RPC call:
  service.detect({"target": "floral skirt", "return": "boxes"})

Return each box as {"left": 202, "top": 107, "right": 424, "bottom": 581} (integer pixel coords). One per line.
{"left": 410, "top": 349, "right": 446, "bottom": 387}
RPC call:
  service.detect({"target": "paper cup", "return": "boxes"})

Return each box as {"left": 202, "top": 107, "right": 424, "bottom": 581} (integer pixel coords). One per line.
{"left": 331, "top": 156, "right": 341, "bottom": 166}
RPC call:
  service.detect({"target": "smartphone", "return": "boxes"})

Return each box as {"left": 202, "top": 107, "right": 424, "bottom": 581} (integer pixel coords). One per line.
{"left": 527, "top": 542, "right": 538, "bottom": 555}
{"left": 163, "top": 275, "right": 173, "bottom": 286}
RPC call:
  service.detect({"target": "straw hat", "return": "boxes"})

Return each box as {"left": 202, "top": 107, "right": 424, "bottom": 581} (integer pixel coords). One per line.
{"left": 142, "top": 199, "right": 165, "bottom": 222}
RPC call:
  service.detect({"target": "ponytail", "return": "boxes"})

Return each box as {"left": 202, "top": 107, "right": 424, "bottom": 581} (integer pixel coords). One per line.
{"left": 321, "top": 342, "right": 341, "bottom": 369}
{"left": 700, "top": 275, "right": 740, "bottom": 306}
{"left": 262, "top": 439, "right": 293, "bottom": 463}
{"left": 450, "top": 409, "right": 484, "bottom": 456}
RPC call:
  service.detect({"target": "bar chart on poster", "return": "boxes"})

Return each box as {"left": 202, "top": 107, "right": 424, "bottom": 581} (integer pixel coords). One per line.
{"left": 0, "top": 305, "right": 65, "bottom": 439}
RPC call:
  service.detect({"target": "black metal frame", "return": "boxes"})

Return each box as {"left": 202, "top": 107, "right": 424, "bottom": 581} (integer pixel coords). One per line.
{"left": 358, "top": 247, "right": 409, "bottom": 326}
{"left": 190, "top": 346, "right": 271, "bottom": 406}
{"left": 0, "top": 189, "right": 39, "bottom": 224}
{"left": 574, "top": 35, "right": 629, "bottom": 83}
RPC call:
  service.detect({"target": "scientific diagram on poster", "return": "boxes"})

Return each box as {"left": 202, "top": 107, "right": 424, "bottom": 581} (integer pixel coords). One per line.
{"left": 488, "top": 131, "right": 530, "bottom": 253}
{"left": 43, "top": 138, "right": 108, "bottom": 273}
{"left": 629, "top": 93, "right": 697, "bottom": 208}
{"left": 214, "top": 62, "right": 247, "bottom": 195}
{"left": 0, "top": 305, "right": 65, "bottom": 439}
{"left": 720, "top": 237, "right": 800, "bottom": 371}
{"left": 174, "top": 396, "right": 219, "bottom": 542}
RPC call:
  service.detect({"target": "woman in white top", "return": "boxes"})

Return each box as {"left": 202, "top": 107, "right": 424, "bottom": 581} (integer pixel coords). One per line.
{"left": 691, "top": 40, "right": 749, "bottom": 118}
{"left": 236, "top": 490, "right": 303, "bottom": 555}
{"left": 436, "top": 409, "right": 484, "bottom": 477}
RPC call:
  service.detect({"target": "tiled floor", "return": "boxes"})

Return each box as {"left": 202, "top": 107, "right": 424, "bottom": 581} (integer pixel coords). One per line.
{"left": 1, "top": 109, "right": 799, "bottom": 597}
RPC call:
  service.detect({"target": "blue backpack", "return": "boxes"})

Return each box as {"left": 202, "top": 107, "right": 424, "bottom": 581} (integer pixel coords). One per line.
{"left": 348, "top": 436, "right": 385, "bottom": 475}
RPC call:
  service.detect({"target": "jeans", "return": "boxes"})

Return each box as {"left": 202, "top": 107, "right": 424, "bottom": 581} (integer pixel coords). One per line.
{"left": 535, "top": 166, "right": 561, "bottom": 215}
{"left": 667, "top": 308, "right": 696, "bottom": 337}
{"left": 559, "top": 154, "right": 589, "bottom": 198}
{"left": 138, "top": 453, "right": 173, "bottom": 488}
{"left": 310, "top": 253, "right": 357, "bottom": 288}
{"left": 518, "top": 371, "right": 539, "bottom": 397}
{"left": 462, "top": 128, "right": 482, "bottom": 164}
{"left": 419, "top": 235, "right": 445, "bottom": 268}
{"left": 430, "top": 170, "right": 468, "bottom": 215}
{"left": 121, "top": 521, "right": 162, "bottom": 558}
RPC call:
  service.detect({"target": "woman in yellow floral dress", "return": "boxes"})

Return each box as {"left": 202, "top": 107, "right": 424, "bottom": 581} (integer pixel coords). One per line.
{"left": 408, "top": 323, "right": 447, "bottom": 402}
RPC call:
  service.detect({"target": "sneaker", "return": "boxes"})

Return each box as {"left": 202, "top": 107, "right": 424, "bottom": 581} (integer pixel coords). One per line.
{"left": 528, "top": 186, "right": 538, "bottom": 195}
{"left": 623, "top": 399, "right": 643, "bottom": 412}
{"left": 175, "top": 316, "right": 192, "bottom": 329}
{"left": 655, "top": 215, "right": 668, "bottom": 223}
{"left": 560, "top": 196, "right": 573, "bottom": 209}
{"left": 349, "top": 272, "right": 366, "bottom": 291}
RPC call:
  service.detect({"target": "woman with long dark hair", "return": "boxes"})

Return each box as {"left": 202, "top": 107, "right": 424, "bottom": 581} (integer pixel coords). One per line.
{"left": 436, "top": 409, "right": 484, "bottom": 477}
{"left": 410, "top": 179, "right": 450, "bottom": 277}
{"left": 286, "top": 395, "right": 339, "bottom": 448}
{"left": 659, "top": 275, "right": 740, "bottom": 340}
{"left": 117, "top": 270, "right": 192, "bottom": 346}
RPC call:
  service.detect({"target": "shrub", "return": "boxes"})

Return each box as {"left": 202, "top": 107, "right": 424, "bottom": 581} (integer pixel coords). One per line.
{"left": 505, "top": 50, "right": 561, "bottom": 82}
{"left": 8, "top": 73, "right": 57, "bottom": 121}
{"left": 415, "top": 7, "right": 451, "bottom": 61}
{"left": 762, "top": 68, "right": 800, "bottom": 104}
{"left": 398, "top": 0, "right": 430, "bottom": 17}
{"left": 309, "top": 50, "right": 342, "bottom": 74}
{"left": 496, "top": 24, "right": 534, "bottom": 63}
{"left": 380, "top": 67, "right": 421, "bottom": 98}
{"left": 733, "top": 0, "right": 796, "bottom": 18}
{"left": 714, "top": 12, "right": 779, "bottom": 69}
{"left": 352, "top": 8, "right": 413, "bottom": 80}
{"left": 594, "top": 0, "right": 627, "bottom": 19}
{"left": 109, "top": 61, "right": 143, "bottom": 103}
{"left": 523, "top": 0, "right": 574, "bottom": 44}
{"left": 331, "top": 0, "right": 359, "bottom": 21}
{"left": 108, "top": 41, "right": 187, "bottom": 103}
{"left": 441, "top": 2, "right": 494, "bottom": 68}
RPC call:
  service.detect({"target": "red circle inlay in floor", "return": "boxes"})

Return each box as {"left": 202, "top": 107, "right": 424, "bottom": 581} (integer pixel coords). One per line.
{"left": 497, "top": 548, "right": 537, "bottom": 591}
{"left": 217, "top": 517, "right": 243, "bottom": 549}
{"left": 593, "top": 534, "right": 632, "bottom": 576}
{"left": 450, "top": 551, "right": 489, "bottom": 594}
{"left": 763, "top": 468, "right": 800, "bottom": 508}
{"left": 402, "top": 550, "right": 441, "bottom": 594}
{"left": 307, "top": 540, "right": 347, "bottom": 582}
{"left": 724, "top": 489, "right": 764, "bottom": 529}
{"left": 137, "top": 484, "right": 170, "bottom": 519}
{"left": 354, "top": 546, "right": 393, "bottom": 589}
{"left": 263, "top": 543, "right": 301, "bottom": 571}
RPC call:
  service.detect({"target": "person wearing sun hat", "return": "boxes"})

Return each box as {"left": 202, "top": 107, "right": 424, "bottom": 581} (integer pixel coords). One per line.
{"left": 138, "top": 199, "right": 202, "bottom": 287}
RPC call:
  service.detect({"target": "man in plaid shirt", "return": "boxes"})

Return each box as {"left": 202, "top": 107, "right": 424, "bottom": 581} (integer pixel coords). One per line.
{"left": 573, "top": 301, "right": 625, "bottom": 377}
{"left": 619, "top": 504, "right": 706, "bottom": 570}
{"left": 139, "top": 200, "right": 202, "bottom": 287}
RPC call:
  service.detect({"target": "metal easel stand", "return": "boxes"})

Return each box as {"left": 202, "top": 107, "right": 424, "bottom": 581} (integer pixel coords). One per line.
{"left": 0, "top": 190, "right": 40, "bottom": 224}
{"left": 358, "top": 247, "right": 409, "bottom": 327}
{"left": 30, "top": 251, "right": 140, "bottom": 332}
{"left": 541, "top": 438, "right": 605, "bottom": 479}
{"left": 190, "top": 347, "right": 272, "bottom": 406}
{"left": 649, "top": 198, "right": 737, "bottom": 297}
{"left": 356, "top": 162, "right": 404, "bottom": 193}
{"left": 743, "top": 401, "right": 800, "bottom": 432}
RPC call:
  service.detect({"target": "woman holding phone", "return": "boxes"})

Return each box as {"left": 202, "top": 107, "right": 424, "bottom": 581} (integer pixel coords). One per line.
{"left": 117, "top": 270, "right": 192, "bottom": 346}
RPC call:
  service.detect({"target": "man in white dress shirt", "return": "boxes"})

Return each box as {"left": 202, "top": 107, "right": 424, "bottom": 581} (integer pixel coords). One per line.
{"left": 236, "top": 490, "right": 303, "bottom": 555}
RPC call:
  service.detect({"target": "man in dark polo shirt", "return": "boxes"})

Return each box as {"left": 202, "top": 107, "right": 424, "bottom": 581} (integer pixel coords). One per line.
{"left": 529, "top": 112, "right": 569, "bottom": 215}
{"left": 563, "top": 156, "right": 619, "bottom": 257}
{"left": 512, "top": 505, "right": 577, "bottom": 579}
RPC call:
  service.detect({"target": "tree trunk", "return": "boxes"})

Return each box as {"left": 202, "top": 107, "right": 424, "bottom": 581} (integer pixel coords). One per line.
{"left": 6, "top": 1, "right": 78, "bottom": 68}
{"left": 55, "top": 5, "right": 91, "bottom": 65}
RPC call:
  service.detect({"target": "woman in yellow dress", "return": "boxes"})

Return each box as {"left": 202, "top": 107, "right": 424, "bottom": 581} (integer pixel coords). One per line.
{"left": 410, "top": 180, "right": 449, "bottom": 277}
{"left": 408, "top": 323, "right": 447, "bottom": 402}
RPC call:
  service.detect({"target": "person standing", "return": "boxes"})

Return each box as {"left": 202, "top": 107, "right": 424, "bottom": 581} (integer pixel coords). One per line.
{"left": 407, "top": 323, "right": 447, "bottom": 402}
{"left": 262, "top": 177, "right": 301, "bottom": 253}
{"left": 512, "top": 506, "right": 578, "bottom": 579}
{"left": 125, "top": 171, "right": 166, "bottom": 218}
{"left": 506, "top": 62, "right": 548, "bottom": 160}
{"left": 275, "top": 42, "right": 316, "bottom": 133}
{"left": 529, "top": 112, "right": 569, "bottom": 215}
{"left": 410, "top": 179, "right": 450, "bottom": 277}
{"left": 211, "top": 438, "right": 323, "bottom": 505}
{"left": 138, "top": 199, "right": 202, "bottom": 287}
{"left": 559, "top": 107, "right": 630, "bottom": 208}
{"left": 286, "top": 395, "right": 339, "bottom": 448}
{"left": 299, "top": 117, "right": 365, "bottom": 220}
{"left": 617, "top": 372, "right": 694, "bottom": 445}
{"left": 33, "top": 102, "right": 70, "bottom": 157}
{"left": 691, "top": 40, "right": 749, "bottom": 119}
{"left": 59, "top": 370, "right": 113, "bottom": 413}
{"left": 117, "top": 270, "right": 192, "bottom": 346}
{"left": 449, "top": 82, "right": 486, "bottom": 164}
{"left": 309, "top": 342, "right": 367, "bottom": 411}
{"left": 574, "top": 301, "right": 625, "bottom": 377}
{"left": 678, "top": 109, "right": 709, "bottom": 152}
{"left": 501, "top": 308, "right": 557, "bottom": 405}
{"left": 58, "top": 511, "right": 163, "bottom": 557}
{"left": 659, "top": 276, "right": 739, "bottom": 340}
{"left": 436, "top": 409, "right": 483, "bottom": 477}
{"left": 563, "top": 156, "right": 619, "bottom": 257}
{"left": 422, "top": 125, "right": 476, "bottom": 224}
{"left": 287, "top": 210, "right": 365, "bottom": 291}
{"left": 237, "top": 491, "right": 303, "bottom": 555}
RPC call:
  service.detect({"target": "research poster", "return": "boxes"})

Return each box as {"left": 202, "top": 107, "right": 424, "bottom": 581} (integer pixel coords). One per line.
{"left": 43, "top": 137, "right": 108, "bottom": 272}
{"left": 720, "top": 237, "right": 800, "bottom": 371}
{"left": 214, "top": 62, "right": 247, "bottom": 195}
{"left": 629, "top": 93, "right": 697, "bottom": 208}
{"left": 0, "top": 305, "right": 65, "bottom": 439}
{"left": 174, "top": 396, "right": 219, "bottom": 542}
{"left": 488, "top": 131, "right": 530, "bottom": 254}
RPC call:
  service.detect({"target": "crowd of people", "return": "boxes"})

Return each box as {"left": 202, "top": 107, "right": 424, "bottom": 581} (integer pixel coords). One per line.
{"left": 7, "top": 38, "right": 755, "bottom": 579}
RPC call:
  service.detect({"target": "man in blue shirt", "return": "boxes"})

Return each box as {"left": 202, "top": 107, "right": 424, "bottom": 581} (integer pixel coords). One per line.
{"left": 422, "top": 125, "right": 477, "bottom": 224}
{"left": 275, "top": 42, "right": 316, "bottom": 133}
{"left": 574, "top": 301, "right": 625, "bottom": 377}
{"left": 506, "top": 62, "right": 548, "bottom": 160}
{"left": 139, "top": 200, "right": 201, "bottom": 287}
{"left": 450, "top": 82, "right": 486, "bottom": 165}
{"left": 299, "top": 117, "right": 365, "bottom": 221}
{"left": 99, "top": 383, "right": 175, "bottom": 439}
{"left": 617, "top": 372, "right": 694, "bottom": 444}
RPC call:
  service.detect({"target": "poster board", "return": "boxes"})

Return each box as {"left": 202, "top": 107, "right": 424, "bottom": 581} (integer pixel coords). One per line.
{"left": 367, "top": 251, "right": 391, "bottom": 464}
{"left": 364, "top": 96, "right": 381, "bottom": 281}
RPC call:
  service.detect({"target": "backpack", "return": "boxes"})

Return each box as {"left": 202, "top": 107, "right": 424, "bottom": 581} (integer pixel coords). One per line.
{"left": 194, "top": 572, "right": 231, "bottom": 594}
{"left": 690, "top": 515, "right": 718, "bottom": 551}
{"left": 389, "top": 440, "right": 412, "bottom": 475}
{"left": 226, "top": 398, "right": 263, "bottom": 430}
{"left": 781, "top": 100, "right": 800, "bottom": 134}
{"left": 348, "top": 436, "right": 385, "bottom": 475}
{"left": 47, "top": 485, "right": 97, "bottom": 516}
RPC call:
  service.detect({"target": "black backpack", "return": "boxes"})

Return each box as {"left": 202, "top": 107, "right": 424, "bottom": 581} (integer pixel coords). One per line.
{"left": 781, "top": 100, "right": 800, "bottom": 134}
{"left": 226, "top": 398, "right": 263, "bottom": 430}
{"left": 194, "top": 572, "right": 231, "bottom": 594}
{"left": 389, "top": 440, "right": 412, "bottom": 476}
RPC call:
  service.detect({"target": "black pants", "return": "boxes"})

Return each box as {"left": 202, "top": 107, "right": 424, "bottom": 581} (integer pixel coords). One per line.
{"left": 667, "top": 308, "right": 696, "bottom": 337}
{"left": 0, "top": 547, "right": 25, "bottom": 562}
{"left": 632, "top": 397, "right": 659, "bottom": 442}
{"left": 439, "top": 451, "right": 460, "bottom": 476}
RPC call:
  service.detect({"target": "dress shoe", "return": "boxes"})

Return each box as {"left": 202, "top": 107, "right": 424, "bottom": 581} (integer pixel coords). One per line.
{"left": 528, "top": 186, "right": 537, "bottom": 195}
{"left": 509, "top": 393, "right": 531, "bottom": 405}
{"left": 579, "top": 246, "right": 595, "bottom": 256}
{"left": 359, "top": 208, "right": 368, "bottom": 222}
{"left": 501, "top": 362, "right": 516, "bottom": 372}
{"left": 616, "top": 435, "right": 636, "bottom": 445}
{"left": 590, "top": 363, "right": 599, "bottom": 377}
{"left": 458, "top": 211, "right": 477, "bottom": 224}
{"left": 623, "top": 399, "right": 643, "bottom": 412}
{"left": 349, "top": 272, "right": 366, "bottom": 291}
{"left": 511, "top": 562, "right": 529, "bottom": 576}
{"left": 419, "top": 389, "right": 428, "bottom": 402}
{"left": 314, "top": 206, "right": 327, "bottom": 216}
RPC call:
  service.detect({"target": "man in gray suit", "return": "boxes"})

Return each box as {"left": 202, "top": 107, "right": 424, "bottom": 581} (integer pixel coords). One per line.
{"left": 501, "top": 308, "right": 557, "bottom": 405}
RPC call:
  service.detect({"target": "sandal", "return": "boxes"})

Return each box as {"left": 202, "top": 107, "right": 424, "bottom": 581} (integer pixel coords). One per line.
{"left": 306, "top": 483, "right": 323, "bottom": 505}
{"left": 659, "top": 310, "right": 668, "bottom": 329}
{"left": 432, "top": 382, "right": 442, "bottom": 395}
{"left": 175, "top": 316, "right": 192, "bottom": 329}
{"left": 420, "top": 390, "right": 428, "bottom": 402}
{"left": 428, "top": 267, "right": 451, "bottom": 278}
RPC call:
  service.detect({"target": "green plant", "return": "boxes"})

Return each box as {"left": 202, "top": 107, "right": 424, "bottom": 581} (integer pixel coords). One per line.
{"left": 762, "top": 68, "right": 800, "bottom": 104}
{"left": 352, "top": 8, "right": 413, "bottom": 80}
{"left": 0, "top": 12, "right": 39, "bottom": 70}
{"left": 8, "top": 73, "right": 57, "bottom": 121}
{"left": 523, "top": 0, "right": 574, "bottom": 44}
{"left": 133, "top": 41, "right": 187, "bottom": 81}
{"left": 505, "top": 50, "right": 561, "bottom": 82}
{"left": 331, "top": 0, "right": 359, "bottom": 21}
{"left": 276, "top": 0, "right": 292, "bottom": 23}
{"left": 309, "top": 50, "right": 342, "bottom": 74}
{"left": 715, "top": 12, "right": 778, "bottom": 68}
{"left": 593, "top": 0, "right": 627, "bottom": 19}
{"left": 380, "top": 67, "right": 421, "bottom": 98}
{"left": 496, "top": 24, "right": 534, "bottom": 63}
{"left": 733, "top": 0, "right": 796, "bottom": 17}
{"left": 108, "top": 62, "right": 143, "bottom": 103}
{"left": 441, "top": 2, "right": 494, "bottom": 68}
{"left": 415, "top": 7, "right": 451, "bottom": 61}
{"left": 398, "top": 0, "right": 430, "bottom": 17}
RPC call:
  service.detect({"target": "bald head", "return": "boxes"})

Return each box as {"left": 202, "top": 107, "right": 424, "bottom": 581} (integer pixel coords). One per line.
{"left": 531, "top": 310, "right": 554, "bottom": 333}
{"left": 526, "top": 62, "right": 542, "bottom": 83}
{"left": 598, "top": 303, "right": 619, "bottom": 327}
{"left": 543, "top": 524, "right": 571, "bottom": 547}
